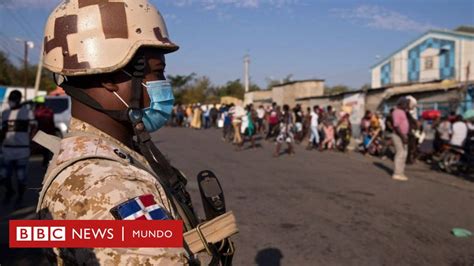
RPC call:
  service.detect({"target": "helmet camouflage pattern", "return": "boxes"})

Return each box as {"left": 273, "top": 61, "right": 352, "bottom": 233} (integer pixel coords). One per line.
{"left": 43, "top": 0, "right": 178, "bottom": 76}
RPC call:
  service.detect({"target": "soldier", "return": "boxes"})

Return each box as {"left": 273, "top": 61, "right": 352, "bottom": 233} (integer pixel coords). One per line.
{"left": 36, "top": 0, "right": 210, "bottom": 264}
{"left": 1, "top": 90, "right": 36, "bottom": 205}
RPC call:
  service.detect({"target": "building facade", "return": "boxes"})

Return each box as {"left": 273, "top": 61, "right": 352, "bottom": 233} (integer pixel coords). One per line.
{"left": 371, "top": 29, "right": 474, "bottom": 89}
{"left": 244, "top": 79, "right": 325, "bottom": 107}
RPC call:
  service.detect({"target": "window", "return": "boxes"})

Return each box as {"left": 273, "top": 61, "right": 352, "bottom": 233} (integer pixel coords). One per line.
{"left": 425, "top": 56, "right": 434, "bottom": 70}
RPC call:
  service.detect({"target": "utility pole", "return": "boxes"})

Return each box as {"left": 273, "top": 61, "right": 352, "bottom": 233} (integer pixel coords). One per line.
{"left": 244, "top": 54, "right": 250, "bottom": 93}
{"left": 34, "top": 42, "right": 44, "bottom": 97}
{"left": 16, "top": 39, "right": 34, "bottom": 101}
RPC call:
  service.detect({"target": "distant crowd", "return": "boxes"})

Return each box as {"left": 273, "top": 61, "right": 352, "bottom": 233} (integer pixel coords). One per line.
{"left": 169, "top": 98, "right": 474, "bottom": 180}
{"left": 169, "top": 102, "right": 356, "bottom": 156}
{"left": 169, "top": 101, "right": 473, "bottom": 156}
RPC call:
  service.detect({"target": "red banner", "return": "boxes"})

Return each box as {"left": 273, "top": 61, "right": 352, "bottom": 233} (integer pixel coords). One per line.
{"left": 9, "top": 220, "right": 183, "bottom": 248}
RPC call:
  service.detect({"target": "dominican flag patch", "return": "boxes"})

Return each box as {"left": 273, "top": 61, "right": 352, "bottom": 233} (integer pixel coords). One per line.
{"left": 110, "top": 194, "right": 169, "bottom": 220}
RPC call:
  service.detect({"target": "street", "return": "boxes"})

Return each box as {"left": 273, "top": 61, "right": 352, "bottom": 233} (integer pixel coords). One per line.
{"left": 1, "top": 127, "right": 474, "bottom": 265}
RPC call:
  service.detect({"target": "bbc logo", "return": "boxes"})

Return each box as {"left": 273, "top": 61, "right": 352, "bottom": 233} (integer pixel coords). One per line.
{"left": 16, "top": 227, "right": 66, "bottom": 241}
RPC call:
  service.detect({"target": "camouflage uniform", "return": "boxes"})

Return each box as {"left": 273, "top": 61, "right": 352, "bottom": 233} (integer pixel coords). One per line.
{"left": 38, "top": 117, "right": 187, "bottom": 265}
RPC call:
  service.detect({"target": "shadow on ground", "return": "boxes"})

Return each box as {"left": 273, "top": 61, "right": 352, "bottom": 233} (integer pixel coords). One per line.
{"left": 255, "top": 248, "right": 284, "bottom": 266}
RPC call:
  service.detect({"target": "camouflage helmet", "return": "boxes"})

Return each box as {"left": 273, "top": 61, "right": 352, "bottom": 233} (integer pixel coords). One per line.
{"left": 43, "top": 0, "right": 178, "bottom": 76}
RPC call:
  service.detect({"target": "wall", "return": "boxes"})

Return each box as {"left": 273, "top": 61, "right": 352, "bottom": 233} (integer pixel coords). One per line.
{"left": 391, "top": 51, "right": 407, "bottom": 84}
{"left": 306, "top": 95, "right": 343, "bottom": 112}
{"left": 371, "top": 67, "right": 381, "bottom": 89}
{"left": 342, "top": 92, "right": 366, "bottom": 128}
{"left": 380, "top": 89, "right": 461, "bottom": 115}
{"left": 365, "top": 82, "right": 466, "bottom": 114}
{"left": 460, "top": 39, "right": 474, "bottom": 82}
{"left": 272, "top": 81, "right": 324, "bottom": 107}
{"left": 419, "top": 48, "right": 441, "bottom": 81}
{"left": 245, "top": 80, "right": 324, "bottom": 108}
{"left": 365, "top": 89, "right": 386, "bottom": 112}
{"left": 244, "top": 90, "right": 272, "bottom": 106}
{"left": 220, "top": 96, "right": 243, "bottom": 106}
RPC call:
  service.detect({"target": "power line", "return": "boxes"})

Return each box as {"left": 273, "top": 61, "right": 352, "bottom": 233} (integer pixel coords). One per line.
{"left": 0, "top": 36, "right": 25, "bottom": 60}
{"left": 0, "top": 5, "right": 43, "bottom": 41}
{"left": 0, "top": 44, "right": 16, "bottom": 58}
{"left": 9, "top": 7, "right": 44, "bottom": 41}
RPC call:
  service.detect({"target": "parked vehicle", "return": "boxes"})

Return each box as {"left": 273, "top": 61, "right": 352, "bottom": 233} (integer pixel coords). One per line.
{"left": 19, "top": 96, "right": 71, "bottom": 138}
{"left": 437, "top": 141, "right": 474, "bottom": 179}
{"left": 44, "top": 96, "right": 71, "bottom": 137}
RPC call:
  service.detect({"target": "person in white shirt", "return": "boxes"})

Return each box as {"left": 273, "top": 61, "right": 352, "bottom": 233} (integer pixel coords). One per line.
{"left": 307, "top": 105, "right": 320, "bottom": 150}
{"left": 450, "top": 115, "right": 468, "bottom": 147}
{"left": 434, "top": 117, "right": 452, "bottom": 153}
{"left": 1, "top": 90, "right": 36, "bottom": 204}
{"left": 256, "top": 105, "right": 266, "bottom": 134}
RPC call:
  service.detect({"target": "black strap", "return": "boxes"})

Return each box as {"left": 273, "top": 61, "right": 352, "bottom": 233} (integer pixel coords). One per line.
{"left": 130, "top": 114, "right": 200, "bottom": 227}
{"left": 4, "top": 120, "right": 31, "bottom": 132}
{"left": 3, "top": 145, "right": 30, "bottom": 148}
{"left": 62, "top": 83, "right": 129, "bottom": 122}
{"left": 129, "top": 54, "right": 145, "bottom": 109}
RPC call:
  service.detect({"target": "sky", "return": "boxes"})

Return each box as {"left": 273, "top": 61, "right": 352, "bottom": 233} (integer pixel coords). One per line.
{"left": 0, "top": 0, "right": 473, "bottom": 89}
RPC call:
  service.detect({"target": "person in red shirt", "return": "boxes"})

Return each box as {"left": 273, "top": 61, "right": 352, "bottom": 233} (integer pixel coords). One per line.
{"left": 391, "top": 97, "right": 410, "bottom": 181}
{"left": 266, "top": 102, "right": 280, "bottom": 141}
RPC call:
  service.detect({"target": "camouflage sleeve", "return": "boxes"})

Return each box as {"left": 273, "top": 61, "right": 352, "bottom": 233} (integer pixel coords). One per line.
{"left": 40, "top": 159, "right": 187, "bottom": 266}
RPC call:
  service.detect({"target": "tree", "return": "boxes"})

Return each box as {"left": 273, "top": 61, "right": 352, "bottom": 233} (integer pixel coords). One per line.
{"left": 0, "top": 52, "right": 14, "bottom": 85}
{"left": 455, "top": 25, "right": 474, "bottom": 34}
{"left": 249, "top": 83, "right": 262, "bottom": 92}
{"left": 0, "top": 51, "right": 56, "bottom": 92}
{"left": 167, "top": 73, "right": 196, "bottom": 91}
{"left": 41, "top": 70, "right": 57, "bottom": 92}
{"left": 359, "top": 83, "right": 371, "bottom": 91}
{"left": 324, "top": 85, "right": 351, "bottom": 96}
{"left": 181, "top": 76, "right": 211, "bottom": 104}
{"left": 217, "top": 79, "right": 245, "bottom": 100}
{"left": 265, "top": 74, "right": 293, "bottom": 90}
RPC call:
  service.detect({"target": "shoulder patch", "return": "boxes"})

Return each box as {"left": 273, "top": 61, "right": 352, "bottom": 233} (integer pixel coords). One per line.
{"left": 110, "top": 194, "right": 169, "bottom": 220}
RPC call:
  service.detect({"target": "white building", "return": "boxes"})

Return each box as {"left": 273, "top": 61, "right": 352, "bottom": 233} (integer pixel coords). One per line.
{"left": 371, "top": 28, "right": 474, "bottom": 89}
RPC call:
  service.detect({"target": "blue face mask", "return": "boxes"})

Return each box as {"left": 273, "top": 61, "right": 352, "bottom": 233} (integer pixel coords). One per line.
{"left": 141, "top": 80, "right": 175, "bottom": 132}
{"left": 113, "top": 75, "right": 175, "bottom": 133}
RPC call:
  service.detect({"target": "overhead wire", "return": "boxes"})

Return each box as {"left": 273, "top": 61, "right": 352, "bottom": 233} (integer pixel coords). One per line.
{"left": 0, "top": 3, "right": 44, "bottom": 68}
{"left": 0, "top": 5, "right": 43, "bottom": 41}
{"left": 0, "top": 34, "right": 25, "bottom": 60}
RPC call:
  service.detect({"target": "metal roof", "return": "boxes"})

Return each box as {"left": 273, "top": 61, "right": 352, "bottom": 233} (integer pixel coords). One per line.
{"left": 271, "top": 79, "right": 325, "bottom": 89}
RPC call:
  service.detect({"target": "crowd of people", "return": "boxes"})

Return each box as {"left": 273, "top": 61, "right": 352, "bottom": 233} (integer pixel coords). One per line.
{"left": 168, "top": 102, "right": 356, "bottom": 157}
{"left": 168, "top": 97, "right": 474, "bottom": 180}
{"left": 0, "top": 90, "right": 473, "bottom": 206}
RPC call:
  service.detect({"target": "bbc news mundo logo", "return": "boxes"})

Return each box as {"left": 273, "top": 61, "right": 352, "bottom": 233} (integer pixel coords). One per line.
{"left": 10, "top": 220, "right": 182, "bottom": 248}
{"left": 16, "top": 226, "right": 66, "bottom": 241}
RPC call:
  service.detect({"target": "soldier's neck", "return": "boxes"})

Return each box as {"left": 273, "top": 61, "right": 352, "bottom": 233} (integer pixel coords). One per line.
{"left": 71, "top": 103, "right": 134, "bottom": 149}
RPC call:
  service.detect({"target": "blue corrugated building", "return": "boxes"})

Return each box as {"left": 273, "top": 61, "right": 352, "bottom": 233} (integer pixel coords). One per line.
{"left": 371, "top": 28, "right": 474, "bottom": 88}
